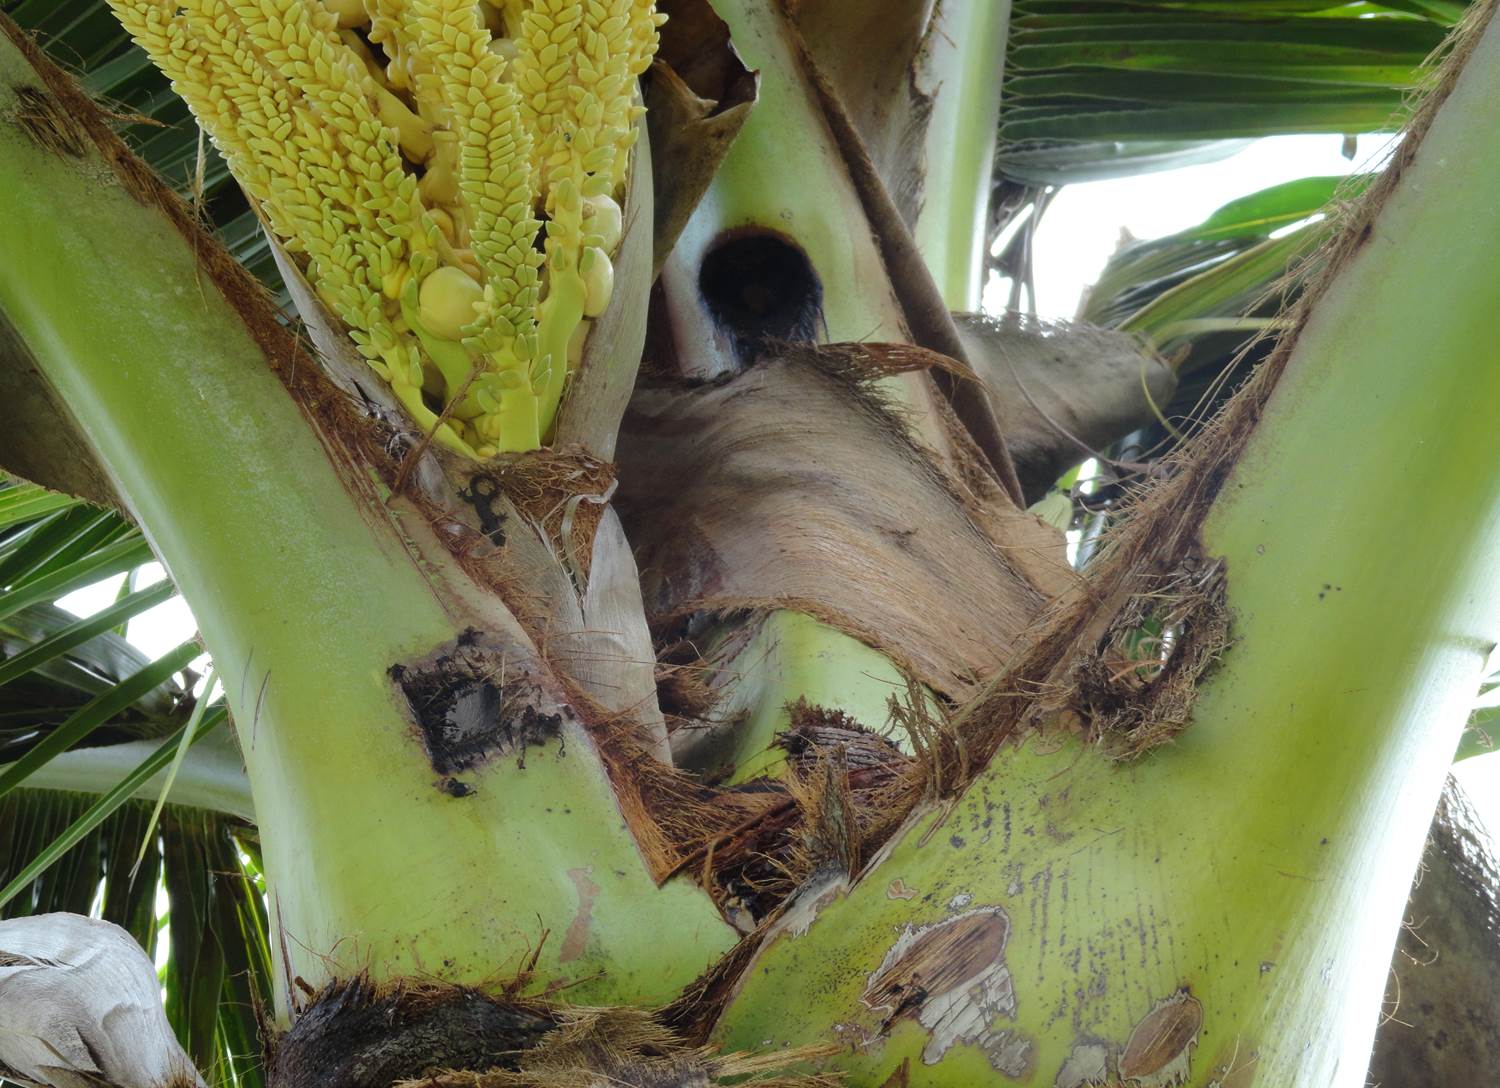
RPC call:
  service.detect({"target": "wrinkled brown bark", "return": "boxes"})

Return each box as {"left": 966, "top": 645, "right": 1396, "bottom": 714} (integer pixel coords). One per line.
{"left": 1369, "top": 778, "right": 1500, "bottom": 1086}
{"left": 953, "top": 312, "right": 1178, "bottom": 504}
{"left": 617, "top": 345, "right": 1069, "bottom": 703}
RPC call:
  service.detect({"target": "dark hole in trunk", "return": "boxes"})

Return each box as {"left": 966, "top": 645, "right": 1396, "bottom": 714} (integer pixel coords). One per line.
{"left": 698, "top": 232, "right": 823, "bottom": 365}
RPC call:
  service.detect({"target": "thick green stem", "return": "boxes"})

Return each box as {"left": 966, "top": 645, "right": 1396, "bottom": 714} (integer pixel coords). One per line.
{"left": 912, "top": 0, "right": 1012, "bottom": 308}
{"left": 682, "top": 612, "right": 912, "bottom": 783}
{"left": 710, "top": 9, "right": 1500, "bottom": 1085}
{"left": 0, "top": 24, "right": 733, "bottom": 1018}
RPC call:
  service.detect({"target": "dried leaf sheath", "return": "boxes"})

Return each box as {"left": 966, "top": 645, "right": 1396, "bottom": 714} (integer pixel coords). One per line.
{"left": 617, "top": 345, "right": 1070, "bottom": 702}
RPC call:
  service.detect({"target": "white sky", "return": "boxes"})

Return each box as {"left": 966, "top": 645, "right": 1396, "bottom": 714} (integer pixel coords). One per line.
{"left": 998, "top": 133, "right": 1398, "bottom": 320}
{"left": 56, "top": 129, "right": 1499, "bottom": 846}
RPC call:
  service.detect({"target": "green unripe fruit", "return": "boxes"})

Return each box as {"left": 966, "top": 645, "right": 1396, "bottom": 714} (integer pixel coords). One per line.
{"left": 582, "top": 194, "right": 623, "bottom": 252}
{"left": 418, "top": 266, "right": 484, "bottom": 341}
{"left": 581, "top": 248, "right": 614, "bottom": 318}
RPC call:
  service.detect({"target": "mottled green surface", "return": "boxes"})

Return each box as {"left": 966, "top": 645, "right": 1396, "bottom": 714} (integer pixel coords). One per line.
{"left": 0, "top": 34, "right": 734, "bottom": 1019}
{"left": 712, "top": 13, "right": 1500, "bottom": 1087}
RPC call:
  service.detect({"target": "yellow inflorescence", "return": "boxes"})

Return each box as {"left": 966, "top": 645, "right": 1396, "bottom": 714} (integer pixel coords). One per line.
{"left": 107, "top": 0, "right": 661, "bottom": 456}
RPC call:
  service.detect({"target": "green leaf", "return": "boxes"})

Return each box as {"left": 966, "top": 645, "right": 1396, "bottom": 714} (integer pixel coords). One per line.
{"left": 998, "top": 0, "right": 1467, "bottom": 184}
{"left": 0, "top": 533, "right": 154, "bottom": 624}
{"left": 996, "top": 137, "right": 1251, "bottom": 186}
{"left": 1189, "top": 174, "right": 1352, "bottom": 237}
{"left": 3, "top": 619, "right": 150, "bottom": 719}
{"left": 0, "top": 704, "right": 226, "bottom": 910}
{"left": 1118, "top": 231, "right": 1323, "bottom": 353}
{"left": 1455, "top": 704, "right": 1500, "bottom": 762}
{"left": 208, "top": 825, "right": 270, "bottom": 1088}
{"left": 1080, "top": 173, "right": 1371, "bottom": 339}
{"left": 0, "top": 581, "right": 175, "bottom": 688}
{"left": 0, "top": 637, "right": 199, "bottom": 804}
{"left": 164, "top": 808, "right": 229, "bottom": 1070}
{"left": 1002, "top": 101, "right": 1408, "bottom": 143}
{"left": 0, "top": 506, "right": 119, "bottom": 588}
{"left": 100, "top": 799, "right": 164, "bottom": 952}
{"left": 133, "top": 667, "right": 217, "bottom": 877}
{"left": 0, "top": 483, "right": 77, "bottom": 529}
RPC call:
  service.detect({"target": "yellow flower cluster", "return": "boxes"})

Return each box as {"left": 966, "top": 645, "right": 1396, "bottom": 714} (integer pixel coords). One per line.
{"left": 107, "top": 0, "right": 661, "bottom": 456}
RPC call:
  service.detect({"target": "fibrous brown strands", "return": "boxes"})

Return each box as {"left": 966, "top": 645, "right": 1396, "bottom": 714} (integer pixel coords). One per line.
{"left": 266, "top": 975, "right": 554, "bottom": 1088}
{"left": 616, "top": 344, "right": 1068, "bottom": 704}
{"left": 472, "top": 447, "right": 617, "bottom": 583}
{"left": 396, "top": 1005, "right": 839, "bottom": 1088}
{"left": 10, "top": 83, "right": 86, "bottom": 156}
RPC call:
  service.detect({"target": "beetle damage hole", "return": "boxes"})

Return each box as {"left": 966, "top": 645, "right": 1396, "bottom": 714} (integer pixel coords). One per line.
{"left": 389, "top": 628, "right": 566, "bottom": 781}
{"left": 1118, "top": 987, "right": 1203, "bottom": 1085}
{"left": 862, "top": 907, "right": 1030, "bottom": 1073}
{"left": 699, "top": 232, "right": 824, "bottom": 366}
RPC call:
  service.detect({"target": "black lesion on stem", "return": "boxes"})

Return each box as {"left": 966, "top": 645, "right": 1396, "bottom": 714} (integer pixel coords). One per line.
{"left": 389, "top": 628, "right": 567, "bottom": 786}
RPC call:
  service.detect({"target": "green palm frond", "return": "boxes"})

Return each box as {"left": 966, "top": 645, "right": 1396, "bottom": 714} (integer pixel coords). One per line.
{"left": 0, "top": 481, "right": 266, "bottom": 1088}
{"left": 1459, "top": 702, "right": 1499, "bottom": 760}
{"left": 1083, "top": 173, "right": 1362, "bottom": 339}
{"left": 1073, "top": 172, "right": 1345, "bottom": 465}
{"left": 999, "top": 0, "right": 1469, "bottom": 185}
{"left": 0, "top": 0, "right": 280, "bottom": 290}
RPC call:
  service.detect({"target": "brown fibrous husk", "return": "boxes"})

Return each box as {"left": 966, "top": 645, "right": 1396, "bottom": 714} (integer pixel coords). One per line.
{"left": 266, "top": 975, "right": 555, "bottom": 1088}
{"left": 472, "top": 446, "right": 617, "bottom": 583}
{"left": 396, "top": 1005, "right": 838, "bottom": 1088}
{"left": 268, "top": 977, "right": 835, "bottom": 1088}
{"left": 617, "top": 344, "right": 1069, "bottom": 705}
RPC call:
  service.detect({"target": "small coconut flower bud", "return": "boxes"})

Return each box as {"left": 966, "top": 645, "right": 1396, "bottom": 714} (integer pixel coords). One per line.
{"left": 427, "top": 207, "right": 458, "bottom": 244}
{"left": 568, "top": 319, "right": 590, "bottom": 368}
{"left": 580, "top": 247, "right": 614, "bottom": 318}
{"left": 418, "top": 266, "right": 485, "bottom": 340}
{"left": 582, "top": 194, "right": 623, "bottom": 253}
